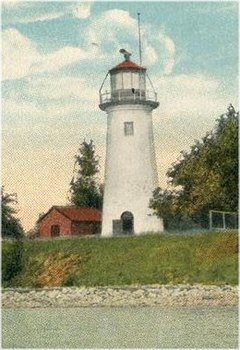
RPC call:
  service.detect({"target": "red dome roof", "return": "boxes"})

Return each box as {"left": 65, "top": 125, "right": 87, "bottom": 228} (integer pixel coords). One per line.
{"left": 110, "top": 60, "right": 145, "bottom": 73}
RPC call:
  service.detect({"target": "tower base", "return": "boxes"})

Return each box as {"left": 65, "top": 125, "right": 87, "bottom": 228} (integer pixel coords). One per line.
{"left": 101, "top": 208, "right": 164, "bottom": 237}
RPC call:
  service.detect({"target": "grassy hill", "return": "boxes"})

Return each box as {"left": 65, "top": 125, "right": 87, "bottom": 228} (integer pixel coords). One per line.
{"left": 2, "top": 230, "right": 238, "bottom": 288}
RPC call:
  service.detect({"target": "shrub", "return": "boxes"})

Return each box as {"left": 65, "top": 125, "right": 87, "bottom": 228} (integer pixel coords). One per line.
{"left": 2, "top": 240, "right": 24, "bottom": 284}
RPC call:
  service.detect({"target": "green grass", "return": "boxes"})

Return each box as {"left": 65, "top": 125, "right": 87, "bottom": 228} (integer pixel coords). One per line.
{"left": 2, "top": 230, "right": 238, "bottom": 288}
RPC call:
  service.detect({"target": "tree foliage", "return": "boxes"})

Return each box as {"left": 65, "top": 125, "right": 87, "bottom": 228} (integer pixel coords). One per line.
{"left": 69, "top": 140, "right": 103, "bottom": 209}
{"left": 1, "top": 187, "right": 24, "bottom": 239}
{"left": 150, "top": 105, "right": 238, "bottom": 230}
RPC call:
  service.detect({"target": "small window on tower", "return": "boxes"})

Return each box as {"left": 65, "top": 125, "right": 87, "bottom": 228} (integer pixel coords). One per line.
{"left": 124, "top": 122, "right": 134, "bottom": 136}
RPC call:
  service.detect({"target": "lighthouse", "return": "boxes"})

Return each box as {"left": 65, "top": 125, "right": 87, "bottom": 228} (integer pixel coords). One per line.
{"left": 99, "top": 50, "right": 163, "bottom": 236}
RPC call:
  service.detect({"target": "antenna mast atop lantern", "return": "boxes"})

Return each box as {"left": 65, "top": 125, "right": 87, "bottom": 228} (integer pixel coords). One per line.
{"left": 137, "top": 12, "right": 142, "bottom": 66}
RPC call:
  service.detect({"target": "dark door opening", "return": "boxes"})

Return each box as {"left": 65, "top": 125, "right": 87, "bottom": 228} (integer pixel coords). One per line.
{"left": 121, "top": 211, "right": 134, "bottom": 234}
{"left": 51, "top": 224, "right": 60, "bottom": 237}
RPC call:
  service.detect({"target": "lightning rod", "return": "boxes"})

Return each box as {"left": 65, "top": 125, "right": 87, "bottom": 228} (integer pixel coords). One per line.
{"left": 137, "top": 12, "right": 142, "bottom": 66}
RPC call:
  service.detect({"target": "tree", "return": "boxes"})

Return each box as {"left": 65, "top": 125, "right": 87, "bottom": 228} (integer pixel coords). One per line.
{"left": 69, "top": 140, "right": 103, "bottom": 209}
{"left": 1, "top": 187, "right": 24, "bottom": 284}
{"left": 150, "top": 105, "right": 238, "bottom": 230}
{"left": 1, "top": 187, "right": 24, "bottom": 239}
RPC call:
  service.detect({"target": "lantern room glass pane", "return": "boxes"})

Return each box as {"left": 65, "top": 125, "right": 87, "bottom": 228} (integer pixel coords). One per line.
{"left": 115, "top": 73, "right": 123, "bottom": 90}
{"left": 132, "top": 73, "right": 140, "bottom": 89}
{"left": 123, "top": 72, "right": 132, "bottom": 89}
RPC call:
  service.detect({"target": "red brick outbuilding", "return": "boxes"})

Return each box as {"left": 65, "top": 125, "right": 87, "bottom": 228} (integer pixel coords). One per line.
{"left": 37, "top": 206, "right": 102, "bottom": 239}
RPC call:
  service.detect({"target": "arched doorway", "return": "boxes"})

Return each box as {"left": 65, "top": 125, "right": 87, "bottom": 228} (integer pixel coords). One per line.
{"left": 121, "top": 211, "right": 134, "bottom": 234}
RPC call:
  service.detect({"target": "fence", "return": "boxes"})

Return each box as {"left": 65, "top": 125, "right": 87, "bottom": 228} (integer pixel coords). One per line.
{"left": 209, "top": 210, "right": 238, "bottom": 230}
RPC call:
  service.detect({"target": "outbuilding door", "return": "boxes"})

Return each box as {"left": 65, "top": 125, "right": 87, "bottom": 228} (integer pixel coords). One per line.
{"left": 51, "top": 225, "right": 60, "bottom": 237}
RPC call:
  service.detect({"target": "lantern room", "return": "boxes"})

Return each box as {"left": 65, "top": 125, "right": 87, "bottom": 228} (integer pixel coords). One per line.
{"left": 99, "top": 50, "right": 159, "bottom": 111}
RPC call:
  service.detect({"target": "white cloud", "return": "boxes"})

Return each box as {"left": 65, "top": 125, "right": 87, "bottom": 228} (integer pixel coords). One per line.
{"left": 158, "top": 32, "right": 176, "bottom": 75}
{"left": 3, "top": 94, "right": 98, "bottom": 122}
{"left": 102, "top": 9, "right": 137, "bottom": 29}
{"left": 2, "top": 28, "right": 39, "bottom": 80}
{"left": 2, "top": 0, "right": 26, "bottom": 8}
{"left": 2, "top": 97, "right": 43, "bottom": 119}
{"left": 85, "top": 9, "right": 138, "bottom": 53}
{"left": 153, "top": 73, "right": 229, "bottom": 118}
{"left": 26, "top": 76, "right": 98, "bottom": 103}
{"left": 156, "top": 74, "right": 219, "bottom": 97}
{"left": 2, "top": 1, "right": 64, "bottom": 23}
{"left": 142, "top": 43, "right": 158, "bottom": 66}
{"left": 2, "top": 28, "right": 90, "bottom": 80}
{"left": 73, "top": 2, "right": 92, "bottom": 19}
{"left": 22, "top": 12, "right": 64, "bottom": 23}
{"left": 2, "top": 1, "right": 97, "bottom": 26}
{"left": 30, "top": 47, "right": 88, "bottom": 75}
{"left": 2, "top": 9, "right": 177, "bottom": 81}
{"left": 159, "top": 33, "right": 175, "bottom": 56}
{"left": 2, "top": 76, "right": 100, "bottom": 128}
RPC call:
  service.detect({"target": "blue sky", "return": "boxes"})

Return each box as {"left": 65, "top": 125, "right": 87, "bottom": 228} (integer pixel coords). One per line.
{"left": 2, "top": 1, "right": 239, "bottom": 231}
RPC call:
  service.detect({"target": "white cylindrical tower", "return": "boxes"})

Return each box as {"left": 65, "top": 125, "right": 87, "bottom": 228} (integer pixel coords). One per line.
{"left": 99, "top": 51, "right": 163, "bottom": 236}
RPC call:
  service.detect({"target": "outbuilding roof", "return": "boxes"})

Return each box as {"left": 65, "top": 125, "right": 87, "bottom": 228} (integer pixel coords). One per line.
{"left": 38, "top": 206, "right": 102, "bottom": 223}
